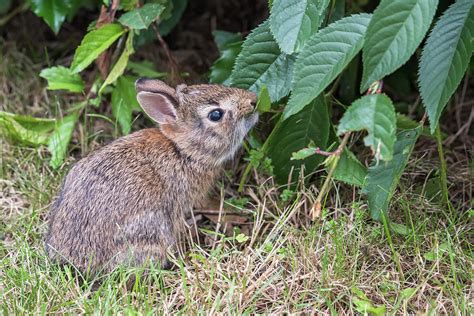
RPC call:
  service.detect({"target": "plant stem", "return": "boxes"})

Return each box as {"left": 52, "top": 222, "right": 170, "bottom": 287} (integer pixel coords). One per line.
{"left": 311, "top": 132, "right": 351, "bottom": 220}
{"left": 435, "top": 125, "right": 450, "bottom": 209}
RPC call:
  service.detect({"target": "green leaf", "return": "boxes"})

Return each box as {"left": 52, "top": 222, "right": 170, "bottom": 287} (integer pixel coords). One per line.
{"left": 39, "top": 66, "right": 84, "bottom": 93}
{"left": 419, "top": 0, "right": 474, "bottom": 133}
{"left": 29, "top": 0, "right": 73, "bottom": 34}
{"left": 269, "top": 0, "right": 330, "bottom": 54}
{"left": 291, "top": 147, "right": 316, "bottom": 160}
{"left": 70, "top": 23, "right": 125, "bottom": 73}
{"left": 337, "top": 94, "right": 396, "bottom": 161}
{"left": 365, "top": 127, "right": 421, "bottom": 221}
{"left": 0, "top": 111, "right": 56, "bottom": 146}
{"left": 361, "top": 0, "right": 438, "bottom": 92}
{"left": 48, "top": 113, "right": 79, "bottom": 168}
{"left": 267, "top": 95, "right": 330, "bottom": 184}
{"left": 285, "top": 14, "right": 372, "bottom": 119}
{"left": 119, "top": 3, "right": 165, "bottom": 30}
{"left": 424, "top": 242, "right": 450, "bottom": 261}
{"left": 127, "top": 60, "right": 167, "bottom": 78}
{"left": 111, "top": 76, "right": 140, "bottom": 134}
{"left": 99, "top": 32, "right": 135, "bottom": 95}
{"left": 352, "top": 297, "right": 386, "bottom": 316}
{"left": 256, "top": 86, "right": 271, "bottom": 113}
{"left": 231, "top": 20, "right": 295, "bottom": 102}
{"left": 159, "top": 0, "right": 187, "bottom": 36}
{"left": 210, "top": 31, "right": 242, "bottom": 85}
{"left": 330, "top": 149, "right": 367, "bottom": 187}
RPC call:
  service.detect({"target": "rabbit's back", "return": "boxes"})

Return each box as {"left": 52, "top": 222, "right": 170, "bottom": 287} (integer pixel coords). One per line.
{"left": 45, "top": 128, "right": 193, "bottom": 272}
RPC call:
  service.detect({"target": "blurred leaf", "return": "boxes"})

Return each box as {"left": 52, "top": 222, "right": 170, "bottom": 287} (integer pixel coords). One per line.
{"left": 330, "top": 149, "right": 367, "bottom": 187}
{"left": 396, "top": 114, "right": 434, "bottom": 138}
{"left": 328, "top": 0, "right": 345, "bottom": 23}
{"left": 390, "top": 222, "right": 410, "bottom": 235}
{"left": 47, "top": 113, "right": 78, "bottom": 168}
{"left": 361, "top": 0, "right": 438, "bottom": 92}
{"left": 419, "top": 0, "right": 474, "bottom": 133}
{"left": 99, "top": 32, "right": 134, "bottom": 94}
{"left": 119, "top": 3, "right": 165, "bottom": 30}
{"left": 269, "top": 0, "right": 330, "bottom": 54}
{"left": 71, "top": 23, "right": 125, "bottom": 73}
{"left": 268, "top": 95, "right": 330, "bottom": 184}
{"left": 39, "top": 66, "right": 84, "bottom": 93}
{"left": 29, "top": 0, "right": 74, "bottom": 34}
{"left": 0, "top": 0, "right": 12, "bottom": 15}
{"left": 127, "top": 60, "right": 167, "bottom": 78}
{"left": 352, "top": 297, "right": 386, "bottom": 316}
{"left": 231, "top": 20, "right": 295, "bottom": 102}
{"left": 285, "top": 14, "right": 372, "bottom": 119}
{"left": 365, "top": 127, "right": 421, "bottom": 221}
{"left": 159, "top": 0, "right": 187, "bottom": 36}
{"left": 424, "top": 242, "right": 450, "bottom": 261}
{"left": 0, "top": 112, "right": 55, "bottom": 146}
{"left": 337, "top": 94, "right": 397, "bottom": 161}
{"left": 111, "top": 76, "right": 140, "bottom": 134}
{"left": 291, "top": 147, "right": 316, "bottom": 160}
{"left": 121, "top": 0, "right": 138, "bottom": 11}
{"left": 210, "top": 31, "right": 242, "bottom": 85}
{"left": 256, "top": 86, "right": 271, "bottom": 113}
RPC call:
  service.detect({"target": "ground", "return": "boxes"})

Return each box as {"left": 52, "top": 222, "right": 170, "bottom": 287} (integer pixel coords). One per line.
{"left": 1, "top": 2, "right": 473, "bottom": 314}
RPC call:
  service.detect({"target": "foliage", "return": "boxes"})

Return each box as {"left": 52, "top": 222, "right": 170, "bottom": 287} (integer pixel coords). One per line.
{"left": 1, "top": 0, "right": 472, "bottom": 223}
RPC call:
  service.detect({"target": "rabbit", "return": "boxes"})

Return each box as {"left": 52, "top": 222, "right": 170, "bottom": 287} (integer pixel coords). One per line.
{"left": 45, "top": 78, "right": 258, "bottom": 274}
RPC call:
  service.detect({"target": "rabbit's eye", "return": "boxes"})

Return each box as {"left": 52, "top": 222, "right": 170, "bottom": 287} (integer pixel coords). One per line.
{"left": 208, "top": 109, "right": 224, "bottom": 122}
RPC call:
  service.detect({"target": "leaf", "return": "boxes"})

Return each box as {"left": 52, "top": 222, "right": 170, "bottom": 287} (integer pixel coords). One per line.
{"left": 39, "top": 66, "right": 84, "bottom": 93}
{"left": 210, "top": 31, "right": 242, "bottom": 85}
{"left": 419, "top": 0, "right": 474, "bottom": 133}
{"left": 352, "top": 297, "right": 386, "bottom": 316}
{"left": 111, "top": 76, "right": 140, "bottom": 134}
{"left": 361, "top": 0, "right": 438, "bottom": 92}
{"left": 337, "top": 94, "right": 396, "bottom": 161}
{"left": 256, "top": 86, "right": 271, "bottom": 113}
{"left": 269, "top": 0, "right": 330, "bottom": 54}
{"left": 48, "top": 113, "right": 79, "bottom": 168}
{"left": 70, "top": 23, "right": 125, "bottom": 73}
{"left": 285, "top": 14, "right": 372, "bottom": 119}
{"left": 390, "top": 222, "right": 410, "bottom": 235}
{"left": 118, "top": 3, "right": 165, "bottom": 30}
{"left": 365, "top": 127, "right": 421, "bottom": 221}
{"left": 99, "top": 32, "right": 135, "bottom": 95}
{"left": 424, "top": 242, "right": 450, "bottom": 261}
{"left": 159, "top": 0, "right": 187, "bottom": 36}
{"left": 291, "top": 147, "right": 316, "bottom": 160}
{"left": 0, "top": 112, "right": 56, "bottom": 146}
{"left": 127, "top": 60, "right": 167, "bottom": 78}
{"left": 29, "top": 0, "right": 73, "bottom": 34}
{"left": 330, "top": 149, "right": 367, "bottom": 187}
{"left": 231, "top": 20, "right": 295, "bottom": 102}
{"left": 267, "top": 95, "right": 330, "bottom": 184}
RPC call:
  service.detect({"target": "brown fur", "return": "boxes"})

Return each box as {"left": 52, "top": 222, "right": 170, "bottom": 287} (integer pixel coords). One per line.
{"left": 45, "top": 79, "right": 257, "bottom": 274}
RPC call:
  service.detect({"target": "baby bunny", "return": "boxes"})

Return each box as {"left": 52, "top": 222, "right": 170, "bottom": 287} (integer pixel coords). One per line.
{"left": 45, "top": 78, "right": 258, "bottom": 274}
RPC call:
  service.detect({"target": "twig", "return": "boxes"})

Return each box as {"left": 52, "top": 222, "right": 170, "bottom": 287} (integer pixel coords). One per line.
{"left": 151, "top": 23, "right": 182, "bottom": 84}
{"left": 311, "top": 132, "right": 351, "bottom": 220}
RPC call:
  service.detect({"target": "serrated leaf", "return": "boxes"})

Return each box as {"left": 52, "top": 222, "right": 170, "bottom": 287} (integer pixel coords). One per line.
{"left": 419, "top": 0, "right": 474, "bottom": 133}
{"left": 256, "top": 86, "right": 271, "bottom": 113}
{"left": 48, "top": 113, "right": 79, "bottom": 168}
{"left": 119, "top": 3, "right": 165, "bottom": 29}
{"left": 99, "top": 32, "right": 135, "bottom": 94}
{"left": 337, "top": 94, "right": 396, "bottom": 161}
{"left": 70, "top": 23, "right": 125, "bottom": 73}
{"left": 111, "top": 76, "right": 140, "bottom": 134}
{"left": 127, "top": 60, "right": 167, "bottom": 78}
{"left": 40, "top": 66, "right": 84, "bottom": 93}
{"left": 267, "top": 95, "right": 330, "bottom": 184}
{"left": 285, "top": 14, "right": 372, "bottom": 119}
{"left": 291, "top": 147, "right": 316, "bottom": 160}
{"left": 331, "top": 149, "right": 367, "bottom": 187}
{"left": 361, "top": 0, "right": 438, "bottom": 92}
{"left": 269, "top": 0, "right": 330, "bottom": 54}
{"left": 365, "top": 127, "right": 421, "bottom": 221}
{"left": 210, "top": 31, "right": 242, "bottom": 85}
{"left": 29, "top": 0, "right": 73, "bottom": 34}
{"left": 159, "top": 0, "right": 187, "bottom": 36}
{"left": 231, "top": 20, "right": 295, "bottom": 102}
{"left": 0, "top": 111, "right": 56, "bottom": 146}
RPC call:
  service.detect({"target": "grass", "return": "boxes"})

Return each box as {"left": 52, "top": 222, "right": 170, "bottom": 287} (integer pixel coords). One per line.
{"left": 1, "top": 142, "right": 472, "bottom": 314}
{"left": 1, "top": 33, "right": 473, "bottom": 315}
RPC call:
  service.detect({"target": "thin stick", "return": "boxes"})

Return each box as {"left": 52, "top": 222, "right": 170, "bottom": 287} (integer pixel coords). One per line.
{"left": 311, "top": 132, "right": 351, "bottom": 220}
{"left": 151, "top": 24, "right": 182, "bottom": 84}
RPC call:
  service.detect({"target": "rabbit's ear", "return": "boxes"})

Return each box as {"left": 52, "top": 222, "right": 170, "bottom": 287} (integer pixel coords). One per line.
{"left": 135, "top": 78, "right": 179, "bottom": 125}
